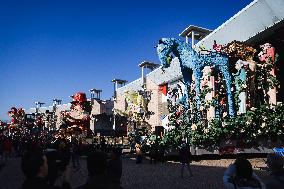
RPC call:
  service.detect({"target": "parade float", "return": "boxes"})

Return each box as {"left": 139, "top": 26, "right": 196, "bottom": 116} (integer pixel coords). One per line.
{"left": 3, "top": 92, "right": 92, "bottom": 139}
{"left": 7, "top": 107, "right": 26, "bottom": 129}
{"left": 0, "top": 120, "right": 6, "bottom": 129}
{"left": 114, "top": 89, "right": 153, "bottom": 139}
{"left": 156, "top": 38, "right": 283, "bottom": 153}
{"left": 58, "top": 92, "right": 92, "bottom": 137}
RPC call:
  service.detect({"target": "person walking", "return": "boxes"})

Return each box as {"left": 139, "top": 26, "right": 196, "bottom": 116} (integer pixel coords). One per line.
{"left": 179, "top": 139, "right": 193, "bottom": 178}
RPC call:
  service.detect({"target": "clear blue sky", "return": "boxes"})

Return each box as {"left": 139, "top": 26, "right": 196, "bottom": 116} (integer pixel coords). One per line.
{"left": 0, "top": 0, "right": 253, "bottom": 120}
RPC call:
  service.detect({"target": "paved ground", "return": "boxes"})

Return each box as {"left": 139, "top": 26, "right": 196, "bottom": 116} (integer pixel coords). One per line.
{"left": 0, "top": 156, "right": 269, "bottom": 189}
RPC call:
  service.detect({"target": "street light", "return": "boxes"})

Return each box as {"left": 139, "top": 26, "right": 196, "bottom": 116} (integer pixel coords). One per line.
{"left": 34, "top": 101, "right": 45, "bottom": 114}
{"left": 51, "top": 98, "right": 61, "bottom": 131}
{"left": 111, "top": 79, "right": 127, "bottom": 101}
{"left": 89, "top": 88, "right": 102, "bottom": 100}
{"left": 53, "top": 98, "right": 62, "bottom": 106}
{"left": 34, "top": 102, "right": 45, "bottom": 128}
{"left": 35, "top": 101, "right": 45, "bottom": 108}
{"left": 112, "top": 108, "right": 116, "bottom": 130}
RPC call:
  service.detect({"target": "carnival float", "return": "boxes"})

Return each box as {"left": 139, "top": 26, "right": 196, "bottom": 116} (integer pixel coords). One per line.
{"left": 7, "top": 107, "right": 26, "bottom": 129}
{"left": 53, "top": 92, "right": 92, "bottom": 137}
{"left": 156, "top": 38, "right": 283, "bottom": 152}
{"left": 113, "top": 88, "right": 153, "bottom": 139}
{"left": 1, "top": 39, "right": 282, "bottom": 154}
{"left": 2, "top": 92, "right": 93, "bottom": 139}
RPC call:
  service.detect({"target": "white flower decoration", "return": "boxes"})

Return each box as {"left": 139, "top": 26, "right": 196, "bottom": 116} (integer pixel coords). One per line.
{"left": 191, "top": 124, "right": 197, "bottom": 131}
{"left": 204, "top": 128, "right": 209, "bottom": 134}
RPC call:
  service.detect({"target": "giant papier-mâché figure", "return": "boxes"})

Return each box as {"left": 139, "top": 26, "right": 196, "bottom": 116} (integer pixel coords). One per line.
{"left": 65, "top": 92, "right": 91, "bottom": 130}
{"left": 156, "top": 38, "right": 235, "bottom": 116}
{"left": 7, "top": 107, "right": 25, "bottom": 128}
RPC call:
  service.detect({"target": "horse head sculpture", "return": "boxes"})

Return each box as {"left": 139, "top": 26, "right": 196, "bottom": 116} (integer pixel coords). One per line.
{"left": 157, "top": 38, "right": 179, "bottom": 69}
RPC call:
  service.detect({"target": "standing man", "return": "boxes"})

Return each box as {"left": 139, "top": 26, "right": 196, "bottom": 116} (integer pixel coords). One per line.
{"left": 179, "top": 139, "right": 193, "bottom": 178}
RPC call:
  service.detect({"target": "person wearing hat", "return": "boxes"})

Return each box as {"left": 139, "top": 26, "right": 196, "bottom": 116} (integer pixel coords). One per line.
{"left": 265, "top": 153, "right": 284, "bottom": 189}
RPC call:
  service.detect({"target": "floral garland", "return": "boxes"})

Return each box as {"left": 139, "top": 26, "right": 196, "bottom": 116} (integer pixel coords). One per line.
{"left": 159, "top": 42, "right": 283, "bottom": 149}
{"left": 162, "top": 103, "right": 284, "bottom": 148}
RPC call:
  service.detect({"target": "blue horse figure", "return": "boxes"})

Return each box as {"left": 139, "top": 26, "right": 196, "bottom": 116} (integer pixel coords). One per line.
{"left": 156, "top": 38, "right": 235, "bottom": 117}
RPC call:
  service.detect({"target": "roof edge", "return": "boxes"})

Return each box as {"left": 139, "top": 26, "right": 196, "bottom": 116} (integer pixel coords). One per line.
{"left": 196, "top": 0, "right": 259, "bottom": 47}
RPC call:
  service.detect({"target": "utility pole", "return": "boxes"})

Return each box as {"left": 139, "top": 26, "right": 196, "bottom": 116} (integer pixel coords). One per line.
{"left": 111, "top": 79, "right": 127, "bottom": 132}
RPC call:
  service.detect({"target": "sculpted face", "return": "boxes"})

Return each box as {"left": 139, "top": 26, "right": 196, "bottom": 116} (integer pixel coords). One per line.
{"left": 258, "top": 43, "right": 275, "bottom": 62}
{"left": 157, "top": 38, "right": 175, "bottom": 68}
{"left": 260, "top": 43, "right": 271, "bottom": 51}
{"left": 202, "top": 66, "right": 211, "bottom": 78}
{"left": 235, "top": 61, "right": 242, "bottom": 71}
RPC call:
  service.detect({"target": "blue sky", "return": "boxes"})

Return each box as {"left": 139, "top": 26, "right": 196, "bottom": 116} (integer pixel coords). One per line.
{"left": 0, "top": 0, "right": 253, "bottom": 120}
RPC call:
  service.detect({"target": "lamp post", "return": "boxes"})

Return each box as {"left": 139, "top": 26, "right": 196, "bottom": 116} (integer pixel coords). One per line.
{"left": 179, "top": 25, "right": 212, "bottom": 47}
{"left": 34, "top": 101, "right": 45, "bottom": 131}
{"left": 89, "top": 89, "right": 102, "bottom": 132}
{"left": 34, "top": 101, "right": 45, "bottom": 115}
{"left": 112, "top": 108, "right": 116, "bottom": 130}
{"left": 111, "top": 79, "right": 127, "bottom": 101}
{"left": 111, "top": 79, "right": 127, "bottom": 134}
{"left": 138, "top": 61, "right": 159, "bottom": 88}
{"left": 53, "top": 98, "right": 62, "bottom": 106}
{"left": 52, "top": 98, "right": 61, "bottom": 130}
{"left": 89, "top": 88, "right": 102, "bottom": 100}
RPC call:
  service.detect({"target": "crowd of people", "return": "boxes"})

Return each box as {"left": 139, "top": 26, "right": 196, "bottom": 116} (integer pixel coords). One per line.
{"left": 0, "top": 125, "right": 123, "bottom": 189}
{"left": 1, "top": 127, "right": 284, "bottom": 189}
{"left": 20, "top": 137, "right": 123, "bottom": 189}
{"left": 21, "top": 146, "right": 123, "bottom": 189}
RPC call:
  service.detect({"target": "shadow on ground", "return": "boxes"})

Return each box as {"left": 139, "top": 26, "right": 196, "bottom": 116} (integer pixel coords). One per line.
{"left": 0, "top": 156, "right": 269, "bottom": 189}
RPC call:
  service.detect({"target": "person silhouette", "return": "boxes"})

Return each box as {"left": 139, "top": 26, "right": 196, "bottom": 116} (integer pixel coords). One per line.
{"left": 179, "top": 139, "right": 193, "bottom": 178}
{"left": 223, "top": 157, "right": 264, "bottom": 189}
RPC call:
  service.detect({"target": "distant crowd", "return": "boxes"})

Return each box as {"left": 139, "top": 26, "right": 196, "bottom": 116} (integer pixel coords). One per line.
{"left": 1, "top": 129, "right": 284, "bottom": 189}
{"left": 0, "top": 127, "right": 123, "bottom": 189}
